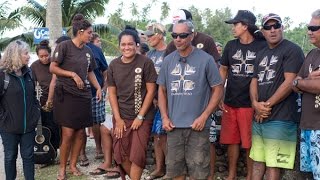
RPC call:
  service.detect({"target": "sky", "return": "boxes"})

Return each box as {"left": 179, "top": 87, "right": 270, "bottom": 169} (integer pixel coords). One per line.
{"left": 1, "top": 0, "right": 318, "bottom": 37}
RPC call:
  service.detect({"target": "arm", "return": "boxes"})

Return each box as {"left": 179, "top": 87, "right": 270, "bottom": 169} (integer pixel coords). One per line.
{"left": 131, "top": 82, "right": 156, "bottom": 130}
{"left": 108, "top": 86, "right": 126, "bottom": 138}
{"left": 49, "top": 61, "right": 84, "bottom": 89}
{"left": 88, "top": 71, "right": 102, "bottom": 101}
{"left": 158, "top": 85, "right": 175, "bottom": 131}
{"left": 191, "top": 84, "right": 223, "bottom": 131}
{"left": 250, "top": 78, "right": 272, "bottom": 122}
{"left": 296, "top": 78, "right": 320, "bottom": 94}
{"left": 218, "top": 65, "right": 228, "bottom": 110}
{"left": 47, "top": 74, "right": 56, "bottom": 103}
{"left": 266, "top": 72, "right": 297, "bottom": 107}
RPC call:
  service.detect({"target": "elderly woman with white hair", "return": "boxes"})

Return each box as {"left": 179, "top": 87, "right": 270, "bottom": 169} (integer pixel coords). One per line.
{"left": 0, "top": 40, "right": 40, "bottom": 180}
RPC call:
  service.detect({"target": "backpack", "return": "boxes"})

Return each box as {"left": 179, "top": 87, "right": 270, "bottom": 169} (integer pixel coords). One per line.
{"left": 1, "top": 70, "right": 33, "bottom": 96}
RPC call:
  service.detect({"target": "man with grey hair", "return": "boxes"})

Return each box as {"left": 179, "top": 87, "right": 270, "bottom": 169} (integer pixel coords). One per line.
{"left": 157, "top": 19, "right": 223, "bottom": 179}
{"left": 292, "top": 9, "right": 320, "bottom": 179}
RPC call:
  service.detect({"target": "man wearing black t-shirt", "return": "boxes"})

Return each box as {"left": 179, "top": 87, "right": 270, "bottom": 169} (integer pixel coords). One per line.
{"left": 219, "top": 10, "right": 267, "bottom": 180}
{"left": 292, "top": 9, "right": 320, "bottom": 179}
{"left": 250, "top": 13, "right": 304, "bottom": 179}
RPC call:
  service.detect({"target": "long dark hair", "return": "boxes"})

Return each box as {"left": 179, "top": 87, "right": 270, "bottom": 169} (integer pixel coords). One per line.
{"left": 72, "top": 14, "right": 92, "bottom": 37}
{"left": 247, "top": 23, "right": 265, "bottom": 41}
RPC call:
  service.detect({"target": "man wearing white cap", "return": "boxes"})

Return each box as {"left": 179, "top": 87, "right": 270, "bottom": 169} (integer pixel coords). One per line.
{"left": 164, "top": 9, "right": 220, "bottom": 64}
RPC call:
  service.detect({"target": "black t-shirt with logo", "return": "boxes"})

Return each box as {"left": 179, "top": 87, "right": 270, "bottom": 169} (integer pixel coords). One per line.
{"left": 253, "top": 39, "right": 304, "bottom": 122}
{"left": 221, "top": 39, "right": 267, "bottom": 107}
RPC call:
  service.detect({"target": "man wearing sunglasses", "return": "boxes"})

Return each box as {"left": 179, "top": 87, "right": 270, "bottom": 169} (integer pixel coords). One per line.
{"left": 157, "top": 20, "right": 223, "bottom": 180}
{"left": 164, "top": 9, "right": 221, "bottom": 65}
{"left": 291, "top": 9, "right": 320, "bottom": 179}
{"left": 250, "top": 13, "right": 304, "bottom": 179}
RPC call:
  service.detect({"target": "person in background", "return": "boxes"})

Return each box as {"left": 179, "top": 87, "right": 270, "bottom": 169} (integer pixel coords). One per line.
{"left": 50, "top": 14, "right": 102, "bottom": 180}
{"left": 139, "top": 43, "right": 150, "bottom": 56}
{"left": 0, "top": 40, "right": 40, "bottom": 180}
{"left": 292, "top": 9, "right": 320, "bottom": 180}
{"left": 250, "top": 13, "right": 304, "bottom": 180}
{"left": 144, "top": 22, "right": 167, "bottom": 180}
{"left": 219, "top": 10, "right": 267, "bottom": 180}
{"left": 107, "top": 25, "right": 157, "bottom": 180}
{"left": 216, "top": 42, "right": 223, "bottom": 56}
{"left": 79, "top": 32, "right": 108, "bottom": 167}
{"left": 158, "top": 19, "right": 223, "bottom": 180}
{"left": 31, "top": 40, "right": 60, "bottom": 152}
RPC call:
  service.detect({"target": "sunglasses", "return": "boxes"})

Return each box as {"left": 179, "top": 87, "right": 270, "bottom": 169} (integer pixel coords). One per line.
{"left": 147, "top": 33, "right": 157, "bottom": 38}
{"left": 263, "top": 22, "right": 282, "bottom": 30}
{"left": 171, "top": 32, "right": 192, "bottom": 39}
{"left": 307, "top": 26, "right": 320, "bottom": 32}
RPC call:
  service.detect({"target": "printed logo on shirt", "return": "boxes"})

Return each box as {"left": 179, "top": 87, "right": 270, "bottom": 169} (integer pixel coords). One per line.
{"left": 170, "top": 63, "right": 196, "bottom": 95}
{"left": 150, "top": 56, "right": 163, "bottom": 74}
{"left": 54, "top": 52, "right": 59, "bottom": 58}
{"left": 257, "top": 55, "right": 279, "bottom": 85}
{"left": 134, "top": 67, "right": 143, "bottom": 114}
{"left": 85, "top": 53, "right": 91, "bottom": 87}
{"left": 231, "top": 50, "right": 256, "bottom": 77}
{"left": 196, "top": 43, "right": 204, "bottom": 49}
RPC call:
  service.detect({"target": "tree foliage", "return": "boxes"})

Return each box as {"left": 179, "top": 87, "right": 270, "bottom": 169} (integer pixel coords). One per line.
{"left": 0, "top": 1, "right": 315, "bottom": 55}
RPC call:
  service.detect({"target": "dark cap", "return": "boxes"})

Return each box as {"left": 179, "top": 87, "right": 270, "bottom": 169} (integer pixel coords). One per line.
{"left": 168, "top": 9, "right": 193, "bottom": 32}
{"left": 261, "top": 13, "right": 282, "bottom": 26}
{"left": 225, "top": 10, "right": 256, "bottom": 25}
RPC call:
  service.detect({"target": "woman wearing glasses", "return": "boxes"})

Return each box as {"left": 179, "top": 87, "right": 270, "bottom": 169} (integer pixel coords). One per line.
{"left": 0, "top": 40, "right": 40, "bottom": 180}
{"left": 106, "top": 25, "right": 157, "bottom": 180}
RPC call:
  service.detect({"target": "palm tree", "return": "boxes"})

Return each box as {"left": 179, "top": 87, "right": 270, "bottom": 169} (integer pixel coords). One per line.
{"left": 0, "top": 1, "right": 22, "bottom": 36}
{"left": 46, "top": 0, "right": 62, "bottom": 47}
{"left": 160, "top": 2, "right": 170, "bottom": 22}
{"left": 20, "top": 0, "right": 109, "bottom": 28}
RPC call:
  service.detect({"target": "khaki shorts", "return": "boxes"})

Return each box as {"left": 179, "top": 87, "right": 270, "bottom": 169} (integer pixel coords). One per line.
{"left": 166, "top": 128, "right": 210, "bottom": 179}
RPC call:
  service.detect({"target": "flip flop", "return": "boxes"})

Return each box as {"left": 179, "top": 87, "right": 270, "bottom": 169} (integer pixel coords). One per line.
{"left": 94, "top": 152, "right": 104, "bottom": 159}
{"left": 57, "top": 173, "right": 66, "bottom": 180}
{"left": 89, "top": 168, "right": 107, "bottom": 175}
{"left": 104, "top": 170, "right": 121, "bottom": 179}
{"left": 68, "top": 169, "right": 83, "bottom": 176}
{"left": 145, "top": 173, "right": 165, "bottom": 180}
{"left": 78, "top": 157, "right": 89, "bottom": 166}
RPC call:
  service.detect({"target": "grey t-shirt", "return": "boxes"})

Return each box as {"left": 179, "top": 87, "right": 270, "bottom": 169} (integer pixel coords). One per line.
{"left": 147, "top": 49, "right": 165, "bottom": 75}
{"left": 157, "top": 48, "right": 222, "bottom": 128}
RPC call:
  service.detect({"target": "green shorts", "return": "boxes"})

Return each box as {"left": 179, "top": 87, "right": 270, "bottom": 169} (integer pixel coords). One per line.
{"left": 250, "top": 120, "right": 297, "bottom": 169}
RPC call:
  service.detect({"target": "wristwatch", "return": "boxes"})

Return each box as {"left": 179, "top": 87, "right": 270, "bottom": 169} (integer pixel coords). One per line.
{"left": 293, "top": 79, "right": 301, "bottom": 91}
{"left": 293, "top": 79, "right": 299, "bottom": 88}
{"left": 137, "top": 115, "right": 145, "bottom": 121}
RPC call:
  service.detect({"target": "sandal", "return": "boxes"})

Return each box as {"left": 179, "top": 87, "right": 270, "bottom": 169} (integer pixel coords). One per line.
{"left": 68, "top": 169, "right": 83, "bottom": 176}
{"left": 104, "top": 170, "right": 121, "bottom": 179}
{"left": 89, "top": 168, "right": 107, "bottom": 175}
{"left": 78, "top": 157, "right": 89, "bottom": 166}
{"left": 145, "top": 172, "right": 165, "bottom": 180}
{"left": 57, "top": 173, "right": 66, "bottom": 180}
{"left": 95, "top": 152, "right": 104, "bottom": 159}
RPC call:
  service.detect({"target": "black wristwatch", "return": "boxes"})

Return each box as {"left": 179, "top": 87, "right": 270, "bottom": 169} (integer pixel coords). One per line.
{"left": 293, "top": 79, "right": 300, "bottom": 89}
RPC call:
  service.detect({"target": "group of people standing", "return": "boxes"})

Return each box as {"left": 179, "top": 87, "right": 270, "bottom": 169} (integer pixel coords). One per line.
{"left": 0, "top": 7, "right": 320, "bottom": 180}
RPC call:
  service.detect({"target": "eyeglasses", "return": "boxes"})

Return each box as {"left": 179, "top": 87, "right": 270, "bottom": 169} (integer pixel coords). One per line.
{"left": 307, "top": 26, "right": 320, "bottom": 32}
{"left": 179, "top": 57, "right": 187, "bottom": 63}
{"left": 171, "top": 32, "right": 192, "bottom": 39}
{"left": 263, "top": 22, "right": 282, "bottom": 30}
